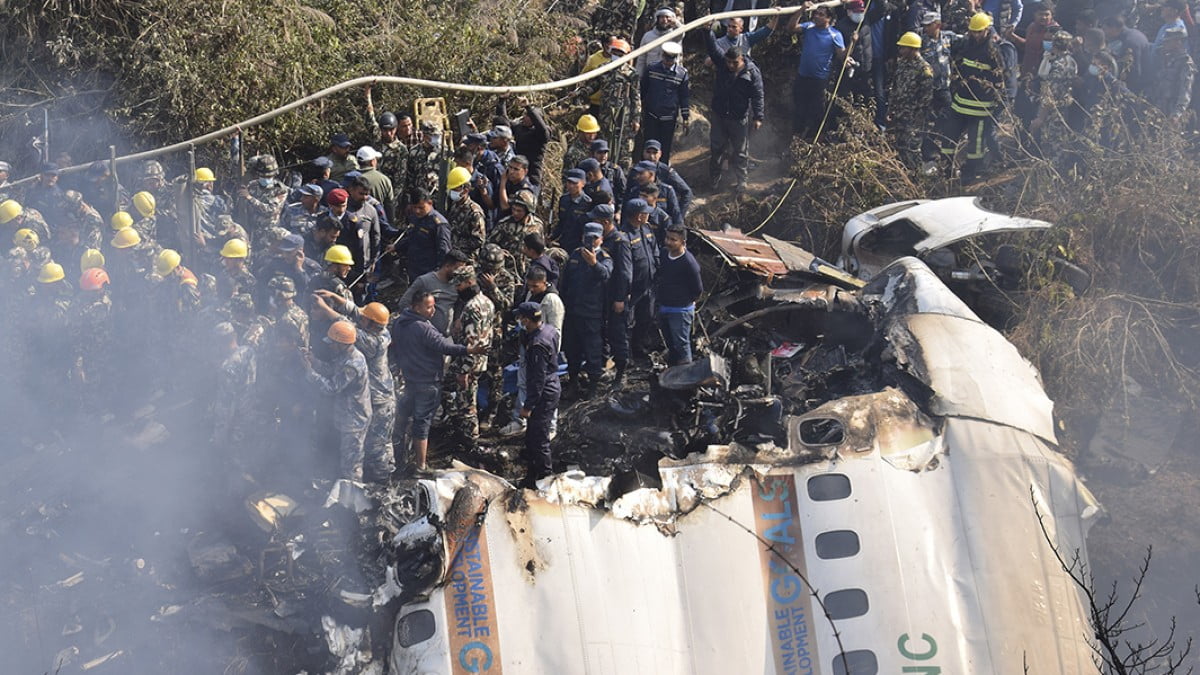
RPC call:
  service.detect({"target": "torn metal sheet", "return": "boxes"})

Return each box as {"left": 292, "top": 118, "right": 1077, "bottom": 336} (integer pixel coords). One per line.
{"left": 790, "top": 388, "right": 940, "bottom": 469}
{"left": 694, "top": 226, "right": 789, "bottom": 276}
{"left": 763, "top": 234, "right": 866, "bottom": 288}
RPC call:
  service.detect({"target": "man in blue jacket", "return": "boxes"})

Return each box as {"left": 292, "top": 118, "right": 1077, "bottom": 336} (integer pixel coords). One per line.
{"left": 702, "top": 34, "right": 765, "bottom": 192}
{"left": 640, "top": 41, "right": 692, "bottom": 164}
{"left": 559, "top": 222, "right": 613, "bottom": 396}
{"left": 516, "top": 301, "right": 561, "bottom": 488}
{"left": 390, "top": 290, "right": 486, "bottom": 474}
{"left": 401, "top": 188, "right": 451, "bottom": 282}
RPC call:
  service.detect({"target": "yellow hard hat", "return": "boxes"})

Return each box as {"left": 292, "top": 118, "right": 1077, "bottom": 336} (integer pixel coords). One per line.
{"left": 132, "top": 191, "right": 156, "bottom": 217}
{"left": 447, "top": 166, "right": 472, "bottom": 191}
{"left": 13, "top": 228, "right": 39, "bottom": 250}
{"left": 324, "top": 244, "right": 354, "bottom": 265}
{"left": 968, "top": 12, "right": 993, "bottom": 31}
{"left": 38, "top": 262, "right": 65, "bottom": 284}
{"left": 897, "top": 31, "right": 923, "bottom": 48}
{"left": 0, "top": 199, "right": 23, "bottom": 225}
{"left": 576, "top": 114, "right": 601, "bottom": 134}
{"left": 111, "top": 227, "right": 141, "bottom": 249}
{"left": 156, "top": 249, "right": 182, "bottom": 276}
{"left": 81, "top": 248, "right": 106, "bottom": 271}
{"left": 220, "top": 238, "right": 249, "bottom": 258}
{"left": 195, "top": 167, "right": 216, "bottom": 182}
{"left": 111, "top": 211, "right": 134, "bottom": 231}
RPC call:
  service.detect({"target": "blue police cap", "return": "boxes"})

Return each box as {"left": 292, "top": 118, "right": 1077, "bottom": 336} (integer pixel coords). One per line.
{"left": 583, "top": 222, "right": 604, "bottom": 240}
{"left": 300, "top": 184, "right": 324, "bottom": 199}
{"left": 624, "top": 198, "right": 653, "bottom": 214}
{"left": 577, "top": 157, "right": 601, "bottom": 172}
{"left": 565, "top": 169, "right": 586, "bottom": 183}
{"left": 330, "top": 132, "right": 352, "bottom": 148}
{"left": 514, "top": 301, "right": 542, "bottom": 319}
{"left": 589, "top": 139, "right": 610, "bottom": 153}
{"left": 644, "top": 139, "right": 663, "bottom": 151}
{"left": 587, "top": 203, "right": 615, "bottom": 220}
{"left": 312, "top": 156, "right": 334, "bottom": 169}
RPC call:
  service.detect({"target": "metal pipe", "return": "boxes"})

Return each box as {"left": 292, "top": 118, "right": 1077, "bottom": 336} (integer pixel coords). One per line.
{"left": 6, "top": 3, "right": 840, "bottom": 187}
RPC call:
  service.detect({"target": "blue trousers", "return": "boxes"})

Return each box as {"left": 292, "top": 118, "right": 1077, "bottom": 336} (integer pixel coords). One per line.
{"left": 657, "top": 309, "right": 694, "bottom": 365}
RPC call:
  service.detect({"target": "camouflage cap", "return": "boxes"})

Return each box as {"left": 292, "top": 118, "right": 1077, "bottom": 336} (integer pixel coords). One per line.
{"left": 252, "top": 155, "right": 279, "bottom": 177}
{"left": 268, "top": 275, "right": 297, "bottom": 297}
{"left": 262, "top": 226, "right": 290, "bottom": 248}
{"left": 450, "top": 264, "right": 476, "bottom": 284}
{"left": 480, "top": 243, "right": 505, "bottom": 268}
{"left": 511, "top": 190, "right": 536, "bottom": 211}
{"left": 1052, "top": 30, "right": 1075, "bottom": 48}
{"left": 230, "top": 293, "right": 256, "bottom": 314}
{"left": 142, "top": 160, "right": 165, "bottom": 178}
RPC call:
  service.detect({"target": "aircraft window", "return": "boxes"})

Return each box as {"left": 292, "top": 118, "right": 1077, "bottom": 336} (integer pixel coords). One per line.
{"left": 815, "top": 530, "right": 860, "bottom": 559}
{"left": 395, "top": 609, "right": 436, "bottom": 647}
{"left": 807, "top": 474, "right": 851, "bottom": 501}
{"left": 856, "top": 218, "right": 927, "bottom": 259}
{"left": 799, "top": 418, "right": 846, "bottom": 446}
{"left": 833, "top": 649, "right": 879, "bottom": 675}
{"left": 824, "top": 588, "right": 869, "bottom": 619}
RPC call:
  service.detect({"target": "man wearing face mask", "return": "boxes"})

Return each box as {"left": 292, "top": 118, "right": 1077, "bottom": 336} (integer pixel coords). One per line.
{"left": 445, "top": 167, "right": 487, "bottom": 260}
{"left": 1008, "top": 1, "right": 1058, "bottom": 76}
{"left": 406, "top": 121, "right": 448, "bottom": 204}
{"left": 835, "top": 0, "right": 875, "bottom": 105}
{"left": 238, "top": 155, "right": 290, "bottom": 246}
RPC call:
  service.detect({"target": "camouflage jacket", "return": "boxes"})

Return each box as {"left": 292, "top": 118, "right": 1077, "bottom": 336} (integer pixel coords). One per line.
{"left": 447, "top": 196, "right": 487, "bottom": 259}
{"left": 889, "top": 56, "right": 935, "bottom": 126}
{"left": 65, "top": 205, "right": 105, "bottom": 249}
{"left": 218, "top": 265, "right": 257, "bottom": 300}
{"left": 562, "top": 138, "right": 593, "bottom": 179}
{"left": 307, "top": 345, "right": 372, "bottom": 430}
{"left": 406, "top": 144, "right": 446, "bottom": 197}
{"left": 379, "top": 139, "right": 410, "bottom": 197}
{"left": 478, "top": 265, "right": 517, "bottom": 330}
{"left": 334, "top": 298, "right": 394, "bottom": 402}
{"left": 592, "top": 0, "right": 641, "bottom": 40}
{"left": 212, "top": 345, "right": 257, "bottom": 444}
{"left": 72, "top": 295, "right": 112, "bottom": 366}
{"left": 589, "top": 64, "right": 642, "bottom": 140}
{"left": 242, "top": 179, "right": 290, "bottom": 234}
{"left": 449, "top": 291, "right": 496, "bottom": 375}
{"left": 920, "top": 31, "right": 957, "bottom": 93}
{"left": 1040, "top": 53, "right": 1078, "bottom": 108}
{"left": 1154, "top": 51, "right": 1195, "bottom": 119}
{"left": 309, "top": 270, "right": 354, "bottom": 303}
{"left": 278, "top": 202, "right": 327, "bottom": 235}
{"left": 133, "top": 214, "right": 157, "bottom": 242}
{"left": 487, "top": 215, "right": 546, "bottom": 277}
{"left": 269, "top": 302, "right": 310, "bottom": 348}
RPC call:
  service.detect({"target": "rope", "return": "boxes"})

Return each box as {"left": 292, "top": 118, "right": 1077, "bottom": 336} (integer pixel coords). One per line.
{"left": 5, "top": 3, "right": 848, "bottom": 188}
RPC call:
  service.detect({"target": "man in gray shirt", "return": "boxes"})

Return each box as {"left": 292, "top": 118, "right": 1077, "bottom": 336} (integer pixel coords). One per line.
{"left": 398, "top": 249, "right": 469, "bottom": 334}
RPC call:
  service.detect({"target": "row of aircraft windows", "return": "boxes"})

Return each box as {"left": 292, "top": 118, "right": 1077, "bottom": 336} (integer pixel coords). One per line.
{"left": 808, "top": 473, "right": 879, "bottom": 675}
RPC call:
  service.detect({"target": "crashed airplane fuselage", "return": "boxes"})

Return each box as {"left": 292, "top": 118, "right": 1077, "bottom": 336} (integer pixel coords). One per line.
{"left": 385, "top": 257, "right": 1101, "bottom": 675}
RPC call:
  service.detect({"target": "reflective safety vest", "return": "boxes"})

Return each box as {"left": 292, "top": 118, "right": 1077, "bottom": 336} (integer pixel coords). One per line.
{"left": 950, "top": 37, "right": 1007, "bottom": 114}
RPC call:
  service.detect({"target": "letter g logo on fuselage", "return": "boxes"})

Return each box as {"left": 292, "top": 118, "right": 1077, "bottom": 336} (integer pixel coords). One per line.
{"left": 459, "top": 641, "right": 494, "bottom": 672}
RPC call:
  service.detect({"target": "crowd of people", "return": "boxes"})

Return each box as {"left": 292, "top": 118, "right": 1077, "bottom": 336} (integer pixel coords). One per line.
{"left": 0, "top": 0, "right": 1195, "bottom": 487}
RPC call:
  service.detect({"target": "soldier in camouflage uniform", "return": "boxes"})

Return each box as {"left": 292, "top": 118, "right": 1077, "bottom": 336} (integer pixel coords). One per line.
{"left": 944, "top": 0, "right": 980, "bottom": 34}
{"left": 1032, "top": 32, "right": 1078, "bottom": 161}
{"left": 277, "top": 184, "right": 327, "bottom": 235}
{"left": 476, "top": 243, "right": 517, "bottom": 425}
{"left": 238, "top": 155, "right": 290, "bottom": 247}
{"left": 585, "top": 39, "right": 642, "bottom": 169}
{"left": 72, "top": 268, "right": 113, "bottom": 412}
{"left": 592, "top": 0, "right": 641, "bottom": 41}
{"left": 1151, "top": 27, "right": 1195, "bottom": 125}
{"left": 920, "top": 12, "right": 957, "bottom": 167}
{"left": 303, "top": 320, "right": 372, "bottom": 481}
{"left": 446, "top": 266, "right": 496, "bottom": 443}
{"left": 265, "top": 276, "right": 309, "bottom": 346}
{"left": 210, "top": 322, "right": 258, "bottom": 447}
{"left": 407, "top": 121, "right": 448, "bottom": 204}
{"left": 61, "top": 191, "right": 104, "bottom": 249}
{"left": 446, "top": 167, "right": 487, "bottom": 260}
{"left": 561, "top": 115, "right": 601, "bottom": 182}
{"left": 487, "top": 191, "right": 545, "bottom": 279}
{"left": 890, "top": 33, "right": 936, "bottom": 168}
{"left": 313, "top": 291, "right": 396, "bottom": 481}
{"left": 2, "top": 201, "right": 51, "bottom": 242}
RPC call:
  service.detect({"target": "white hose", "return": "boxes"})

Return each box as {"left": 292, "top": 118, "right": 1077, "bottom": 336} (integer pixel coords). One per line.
{"left": 9, "top": 2, "right": 846, "bottom": 186}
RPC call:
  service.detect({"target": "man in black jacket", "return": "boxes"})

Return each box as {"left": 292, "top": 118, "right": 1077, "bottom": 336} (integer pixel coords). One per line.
{"left": 516, "top": 301, "right": 561, "bottom": 488}
{"left": 701, "top": 37, "right": 765, "bottom": 192}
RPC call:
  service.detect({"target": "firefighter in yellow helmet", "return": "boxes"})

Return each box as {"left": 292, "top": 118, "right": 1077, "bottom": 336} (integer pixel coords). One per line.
{"left": 309, "top": 244, "right": 356, "bottom": 359}
{"left": 131, "top": 191, "right": 158, "bottom": 241}
{"left": 561, "top": 114, "right": 603, "bottom": 182}
{"left": 216, "top": 238, "right": 256, "bottom": 299}
{"left": 149, "top": 248, "right": 201, "bottom": 315}
{"left": 1, "top": 199, "right": 51, "bottom": 241}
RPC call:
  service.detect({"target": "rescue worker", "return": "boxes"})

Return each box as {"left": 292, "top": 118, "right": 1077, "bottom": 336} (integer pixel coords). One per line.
{"left": 497, "top": 97, "right": 552, "bottom": 186}
{"left": 402, "top": 188, "right": 451, "bottom": 282}
{"left": 920, "top": 11, "right": 958, "bottom": 171}
{"left": 304, "top": 215, "right": 341, "bottom": 266}
{"left": 406, "top": 121, "right": 447, "bottom": 202}
{"left": 445, "top": 167, "right": 487, "bottom": 259}
{"left": 553, "top": 169, "right": 594, "bottom": 249}
{"left": 641, "top": 42, "right": 691, "bottom": 164}
{"left": 579, "top": 158, "right": 614, "bottom": 205}
{"left": 1151, "top": 26, "right": 1195, "bottom": 124}
{"left": 488, "top": 191, "right": 544, "bottom": 278}
{"left": 477, "top": 242, "right": 519, "bottom": 425}
{"left": 560, "top": 222, "right": 612, "bottom": 395}
{"left": 655, "top": 225, "right": 703, "bottom": 365}
{"left": 890, "top": 32, "right": 936, "bottom": 168}
{"left": 496, "top": 155, "right": 538, "bottom": 220}
{"left": 372, "top": 110, "right": 413, "bottom": 215}
{"left": 303, "top": 320, "right": 372, "bottom": 481}
{"left": 191, "top": 167, "right": 231, "bottom": 243}
{"left": 24, "top": 164, "right": 66, "bottom": 224}
{"left": 636, "top": 140, "right": 693, "bottom": 216}
{"left": 210, "top": 322, "right": 257, "bottom": 447}
{"left": 217, "top": 238, "right": 256, "bottom": 301}
{"left": 563, "top": 114, "right": 602, "bottom": 180}
{"left": 516, "top": 301, "right": 561, "bottom": 488}
{"left": 325, "top": 133, "right": 359, "bottom": 182}
{"left": 131, "top": 190, "right": 158, "bottom": 241}
{"left": 590, "top": 140, "right": 628, "bottom": 209}
{"left": 585, "top": 38, "right": 642, "bottom": 169}
{"left": 620, "top": 198, "right": 660, "bottom": 360}
{"left": 237, "top": 155, "right": 290, "bottom": 246}
{"left": 356, "top": 146, "right": 396, "bottom": 225}
{"left": 312, "top": 292, "right": 395, "bottom": 481}
{"left": 150, "top": 249, "right": 201, "bottom": 317}
{"left": 446, "top": 265, "right": 496, "bottom": 444}
{"left": 336, "top": 175, "right": 382, "bottom": 295}
{"left": 278, "top": 184, "right": 326, "bottom": 234}
{"left": 257, "top": 233, "right": 320, "bottom": 309}
{"left": 1031, "top": 31, "right": 1079, "bottom": 161}
{"left": 391, "top": 290, "right": 484, "bottom": 474}
{"left": 266, "top": 276, "right": 309, "bottom": 348}
{"left": 72, "top": 267, "right": 114, "bottom": 408}
{"left": 599, "top": 206, "right": 632, "bottom": 385}
{"left": 629, "top": 161, "right": 683, "bottom": 226}
{"left": 1, "top": 199, "right": 50, "bottom": 241}
{"left": 941, "top": 13, "right": 1015, "bottom": 181}
{"left": 310, "top": 244, "right": 355, "bottom": 357}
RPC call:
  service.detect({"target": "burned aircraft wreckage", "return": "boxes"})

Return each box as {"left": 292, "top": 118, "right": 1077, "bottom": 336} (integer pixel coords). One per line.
{"left": 18, "top": 227, "right": 1101, "bottom": 674}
